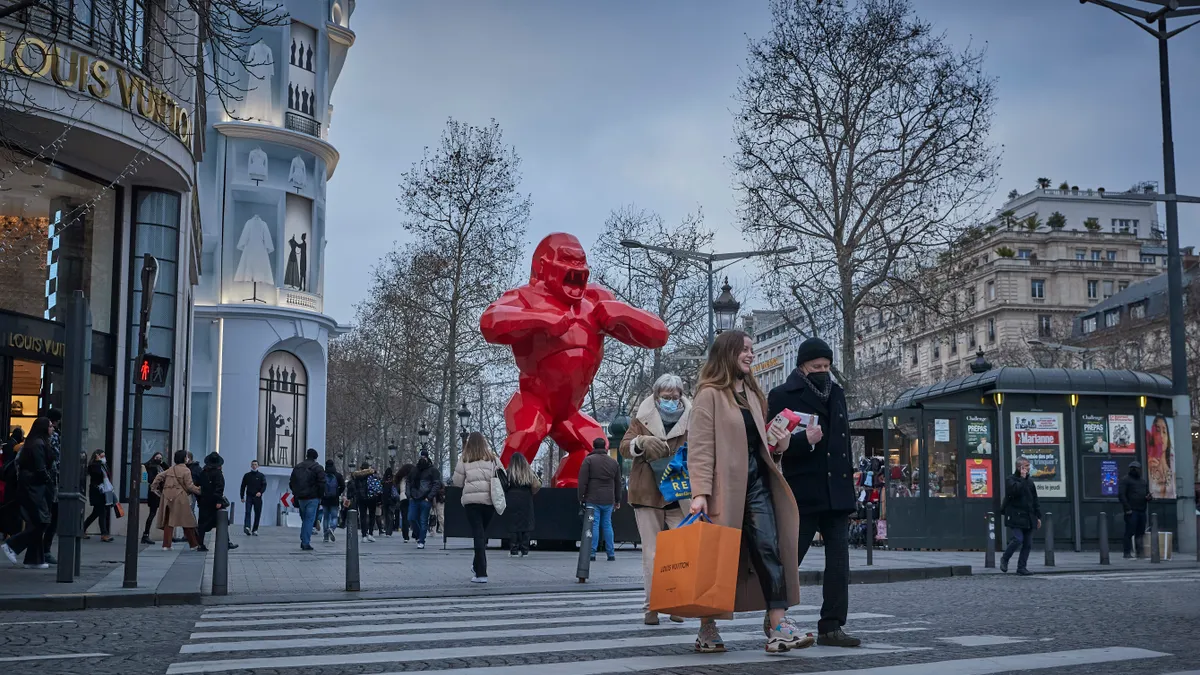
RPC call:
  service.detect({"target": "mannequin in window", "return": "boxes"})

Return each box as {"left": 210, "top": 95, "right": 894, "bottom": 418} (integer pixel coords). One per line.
{"left": 301, "top": 89, "right": 309, "bottom": 116}
{"left": 243, "top": 40, "right": 275, "bottom": 123}
{"left": 306, "top": 43, "right": 313, "bottom": 71}
{"left": 288, "top": 155, "right": 306, "bottom": 188}
{"left": 284, "top": 235, "right": 301, "bottom": 289}
{"left": 290, "top": 38, "right": 296, "bottom": 65}
{"left": 235, "top": 215, "right": 274, "bottom": 286}
{"left": 247, "top": 147, "right": 268, "bottom": 183}
{"left": 287, "top": 83, "right": 295, "bottom": 111}
{"left": 298, "top": 233, "right": 308, "bottom": 291}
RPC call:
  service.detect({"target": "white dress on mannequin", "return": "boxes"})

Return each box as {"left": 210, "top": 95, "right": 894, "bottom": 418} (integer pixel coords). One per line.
{"left": 243, "top": 40, "right": 276, "bottom": 123}
{"left": 248, "top": 147, "right": 268, "bottom": 182}
{"left": 235, "top": 215, "right": 275, "bottom": 284}
{"left": 289, "top": 156, "right": 307, "bottom": 188}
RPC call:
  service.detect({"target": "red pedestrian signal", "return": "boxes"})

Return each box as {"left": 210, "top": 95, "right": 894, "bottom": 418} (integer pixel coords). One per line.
{"left": 134, "top": 354, "right": 171, "bottom": 389}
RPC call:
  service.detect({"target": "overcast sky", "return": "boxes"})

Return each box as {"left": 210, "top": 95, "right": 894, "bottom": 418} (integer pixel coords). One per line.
{"left": 323, "top": 0, "right": 1200, "bottom": 323}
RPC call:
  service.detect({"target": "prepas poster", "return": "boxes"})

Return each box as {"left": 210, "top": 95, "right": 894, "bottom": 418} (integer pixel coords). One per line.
{"left": 1080, "top": 414, "right": 1108, "bottom": 453}
{"left": 1011, "top": 412, "right": 1065, "bottom": 497}
{"left": 1108, "top": 414, "right": 1136, "bottom": 454}
{"left": 966, "top": 415, "right": 992, "bottom": 455}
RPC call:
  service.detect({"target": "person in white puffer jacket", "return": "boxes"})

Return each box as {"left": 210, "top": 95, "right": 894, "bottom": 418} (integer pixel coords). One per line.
{"left": 453, "top": 432, "right": 499, "bottom": 583}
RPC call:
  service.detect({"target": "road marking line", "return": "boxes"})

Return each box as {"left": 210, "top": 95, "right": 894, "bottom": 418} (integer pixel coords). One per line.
{"left": 0, "top": 653, "right": 109, "bottom": 663}
{"left": 0, "top": 620, "right": 76, "bottom": 626}
{"left": 776, "top": 646, "right": 1169, "bottom": 674}
{"left": 196, "top": 600, "right": 650, "bottom": 627}
{"left": 209, "top": 588, "right": 647, "bottom": 612}
{"left": 936, "top": 636, "right": 1031, "bottom": 647}
{"left": 165, "top": 634, "right": 911, "bottom": 673}
{"left": 189, "top": 610, "right": 890, "bottom": 640}
{"left": 182, "top": 614, "right": 902, "bottom": 653}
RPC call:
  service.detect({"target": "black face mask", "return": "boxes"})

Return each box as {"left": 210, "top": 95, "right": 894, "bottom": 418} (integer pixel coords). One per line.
{"left": 806, "top": 371, "right": 830, "bottom": 388}
{"left": 1130, "top": 467, "right": 1141, "bottom": 479}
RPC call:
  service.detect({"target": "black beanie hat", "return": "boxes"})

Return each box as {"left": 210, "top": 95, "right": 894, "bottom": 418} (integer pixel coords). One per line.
{"left": 796, "top": 337, "right": 834, "bottom": 369}
{"left": 204, "top": 451, "right": 224, "bottom": 467}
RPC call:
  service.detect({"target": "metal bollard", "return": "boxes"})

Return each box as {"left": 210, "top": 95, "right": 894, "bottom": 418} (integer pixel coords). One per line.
{"left": 1098, "top": 512, "right": 1110, "bottom": 565}
{"left": 984, "top": 511, "right": 996, "bottom": 569}
{"left": 576, "top": 505, "right": 595, "bottom": 583}
{"left": 865, "top": 500, "right": 874, "bottom": 566}
{"left": 212, "top": 509, "right": 230, "bottom": 596}
{"left": 1195, "top": 512, "right": 1199, "bottom": 563}
{"left": 1150, "top": 512, "right": 1160, "bottom": 563}
{"left": 276, "top": 502, "right": 283, "bottom": 527}
{"left": 346, "top": 509, "right": 361, "bottom": 592}
{"left": 1043, "top": 512, "right": 1055, "bottom": 567}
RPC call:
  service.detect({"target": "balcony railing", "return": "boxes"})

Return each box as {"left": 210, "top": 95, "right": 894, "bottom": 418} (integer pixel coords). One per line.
{"left": 285, "top": 112, "right": 321, "bottom": 138}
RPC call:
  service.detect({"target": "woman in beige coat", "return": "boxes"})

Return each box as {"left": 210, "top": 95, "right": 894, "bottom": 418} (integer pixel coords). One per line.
{"left": 619, "top": 373, "right": 691, "bottom": 625}
{"left": 452, "top": 432, "right": 499, "bottom": 584}
{"left": 688, "top": 330, "right": 810, "bottom": 654}
{"left": 150, "top": 449, "right": 202, "bottom": 551}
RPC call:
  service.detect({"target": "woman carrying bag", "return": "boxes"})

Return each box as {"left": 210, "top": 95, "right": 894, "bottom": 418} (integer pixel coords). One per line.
{"left": 83, "top": 450, "right": 117, "bottom": 542}
{"left": 452, "top": 432, "right": 501, "bottom": 584}
{"left": 687, "top": 330, "right": 812, "bottom": 654}
{"left": 505, "top": 453, "right": 540, "bottom": 556}
{"left": 150, "top": 450, "right": 203, "bottom": 551}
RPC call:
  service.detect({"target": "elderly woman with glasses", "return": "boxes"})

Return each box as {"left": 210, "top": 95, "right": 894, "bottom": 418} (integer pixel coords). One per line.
{"left": 619, "top": 373, "right": 693, "bottom": 626}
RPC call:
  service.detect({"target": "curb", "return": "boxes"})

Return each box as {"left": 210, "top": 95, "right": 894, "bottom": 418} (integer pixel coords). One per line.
{"left": 0, "top": 591, "right": 202, "bottom": 611}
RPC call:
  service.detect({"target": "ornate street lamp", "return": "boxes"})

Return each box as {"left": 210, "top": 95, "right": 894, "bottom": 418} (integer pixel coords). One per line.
{"left": 387, "top": 439, "right": 397, "bottom": 470}
{"left": 457, "top": 400, "right": 471, "bottom": 447}
{"left": 969, "top": 347, "right": 992, "bottom": 374}
{"left": 417, "top": 420, "right": 430, "bottom": 454}
{"left": 712, "top": 278, "right": 740, "bottom": 334}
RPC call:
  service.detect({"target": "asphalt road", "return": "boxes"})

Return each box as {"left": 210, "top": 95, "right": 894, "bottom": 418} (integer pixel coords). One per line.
{"left": 6, "top": 566, "right": 1199, "bottom": 675}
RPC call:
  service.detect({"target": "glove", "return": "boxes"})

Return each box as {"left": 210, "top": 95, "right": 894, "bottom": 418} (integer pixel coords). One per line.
{"left": 637, "top": 436, "right": 669, "bottom": 457}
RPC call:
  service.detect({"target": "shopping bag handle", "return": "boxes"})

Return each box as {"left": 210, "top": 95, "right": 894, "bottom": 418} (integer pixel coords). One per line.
{"left": 679, "top": 511, "right": 712, "bottom": 527}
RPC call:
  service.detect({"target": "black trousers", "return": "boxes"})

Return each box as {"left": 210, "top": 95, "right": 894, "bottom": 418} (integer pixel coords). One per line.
{"left": 8, "top": 515, "right": 48, "bottom": 565}
{"left": 510, "top": 531, "right": 531, "bottom": 554}
{"left": 399, "top": 500, "right": 410, "bottom": 539}
{"left": 1123, "top": 510, "right": 1147, "bottom": 557}
{"left": 144, "top": 493, "right": 161, "bottom": 537}
{"left": 244, "top": 496, "right": 263, "bottom": 532}
{"left": 795, "top": 508, "right": 851, "bottom": 634}
{"left": 359, "top": 500, "right": 378, "bottom": 536}
{"left": 465, "top": 504, "right": 495, "bottom": 577}
{"left": 744, "top": 452, "right": 788, "bottom": 610}
{"left": 42, "top": 499, "right": 58, "bottom": 553}
{"left": 84, "top": 503, "right": 112, "bottom": 536}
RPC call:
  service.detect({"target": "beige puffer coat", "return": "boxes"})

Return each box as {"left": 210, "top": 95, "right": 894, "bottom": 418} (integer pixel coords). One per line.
{"left": 453, "top": 458, "right": 497, "bottom": 506}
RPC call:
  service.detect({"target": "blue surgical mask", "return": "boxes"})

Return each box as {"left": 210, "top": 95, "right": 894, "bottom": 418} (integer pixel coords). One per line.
{"left": 658, "top": 399, "right": 681, "bottom": 414}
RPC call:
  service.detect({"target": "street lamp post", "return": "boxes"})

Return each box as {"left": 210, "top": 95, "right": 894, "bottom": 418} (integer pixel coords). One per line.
{"left": 1080, "top": 0, "right": 1197, "bottom": 556}
{"left": 457, "top": 401, "right": 471, "bottom": 449}
{"left": 712, "top": 278, "right": 741, "bottom": 334}
{"left": 620, "top": 239, "right": 796, "bottom": 348}
{"left": 387, "top": 440, "right": 397, "bottom": 471}
{"left": 417, "top": 420, "right": 430, "bottom": 454}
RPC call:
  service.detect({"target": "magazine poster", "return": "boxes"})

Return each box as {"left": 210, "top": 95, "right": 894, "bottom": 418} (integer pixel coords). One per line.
{"left": 966, "top": 415, "right": 992, "bottom": 456}
{"left": 1146, "top": 415, "right": 1176, "bottom": 499}
{"left": 1108, "top": 414, "right": 1136, "bottom": 454}
{"left": 966, "top": 458, "right": 992, "bottom": 499}
{"left": 1081, "top": 414, "right": 1108, "bottom": 453}
{"left": 1011, "top": 412, "right": 1065, "bottom": 497}
{"left": 1100, "top": 460, "right": 1119, "bottom": 497}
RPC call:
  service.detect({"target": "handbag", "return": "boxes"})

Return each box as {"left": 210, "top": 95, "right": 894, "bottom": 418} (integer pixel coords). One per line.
{"left": 114, "top": 502, "right": 125, "bottom": 519}
{"left": 649, "top": 512, "right": 740, "bottom": 617}
{"left": 657, "top": 445, "right": 691, "bottom": 503}
{"left": 490, "top": 461, "right": 508, "bottom": 515}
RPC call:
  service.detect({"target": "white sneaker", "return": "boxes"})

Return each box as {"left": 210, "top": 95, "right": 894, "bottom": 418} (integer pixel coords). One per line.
{"left": 366, "top": 535, "right": 376, "bottom": 543}
{"left": 417, "top": 542, "right": 425, "bottom": 549}
{"left": 470, "top": 576, "right": 488, "bottom": 583}
{"left": 1, "top": 543, "right": 17, "bottom": 565}
{"left": 25, "top": 563, "right": 49, "bottom": 570}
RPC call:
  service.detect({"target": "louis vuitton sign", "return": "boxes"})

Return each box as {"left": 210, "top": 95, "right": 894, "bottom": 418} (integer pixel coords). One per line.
{"left": 0, "top": 32, "right": 192, "bottom": 148}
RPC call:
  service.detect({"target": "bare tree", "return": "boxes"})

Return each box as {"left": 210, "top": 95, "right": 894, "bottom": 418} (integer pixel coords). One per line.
{"left": 735, "top": 0, "right": 999, "bottom": 398}
{"left": 397, "top": 118, "right": 528, "bottom": 472}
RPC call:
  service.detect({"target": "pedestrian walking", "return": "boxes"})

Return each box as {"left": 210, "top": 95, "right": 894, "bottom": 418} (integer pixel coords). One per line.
{"left": 405, "top": 451, "right": 442, "bottom": 549}
{"left": 688, "top": 330, "right": 814, "bottom": 654}
{"left": 381, "top": 467, "right": 399, "bottom": 537}
{"left": 289, "top": 448, "right": 326, "bottom": 551}
{"left": 395, "top": 463, "right": 413, "bottom": 541}
{"left": 240, "top": 460, "right": 266, "bottom": 536}
{"left": 619, "top": 373, "right": 691, "bottom": 625}
{"left": 197, "top": 452, "right": 238, "bottom": 552}
{"left": 0, "top": 428, "right": 23, "bottom": 540}
{"left": 41, "top": 409, "right": 61, "bottom": 565}
{"left": 578, "top": 438, "right": 620, "bottom": 562}
{"left": 141, "top": 452, "right": 165, "bottom": 544}
{"left": 1000, "top": 457, "right": 1042, "bottom": 575}
{"left": 1, "top": 417, "right": 55, "bottom": 568}
{"left": 505, "top": 453, "right": 540, "bottom": 556}
{"left": 149, "top": 450, "right": 203, "bottom": 551}
{"left": 82, "top": 449, "right": 116, "bottom": 542}
{"left": 349, "top": 462, "right": 381, "bottom": 542}
{"left": 1118, "top": 460, "right": 1151, "bottom": 559}
{"left": 320, "top": 459, "right": 344, "bottom": 542}
{"left": 452, "top": 432, "right": 499, "bottom": 583}
{"left": 767, "top": 337, "right": 861, "bottom": 648}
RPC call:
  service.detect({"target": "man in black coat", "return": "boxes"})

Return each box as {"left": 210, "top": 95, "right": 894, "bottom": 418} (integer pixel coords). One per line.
{"left": 767, "top": 337, "right": 860, "bottom": 648}
{"left": 240, "top": 460, "right": 267, "bottom": 536}
{"left": 1118, "top": 461, "right": 1151, "bottom": 559}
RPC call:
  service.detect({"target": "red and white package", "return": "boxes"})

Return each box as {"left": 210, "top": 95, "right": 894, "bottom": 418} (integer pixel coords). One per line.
{"left": 767, "top": 409, "right": 818, "bottom": 453}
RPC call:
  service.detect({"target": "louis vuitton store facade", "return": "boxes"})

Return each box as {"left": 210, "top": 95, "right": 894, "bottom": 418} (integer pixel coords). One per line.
{"left": 0, "top": 1, "right": 201, "bottom": 520}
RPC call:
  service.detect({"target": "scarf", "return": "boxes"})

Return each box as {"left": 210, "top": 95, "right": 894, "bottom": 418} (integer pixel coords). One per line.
{"left": 658, "top": 405, "right": 684, "bottom": 431}
{"left": 802, "top": 373, "right": 833, "bottom": 402}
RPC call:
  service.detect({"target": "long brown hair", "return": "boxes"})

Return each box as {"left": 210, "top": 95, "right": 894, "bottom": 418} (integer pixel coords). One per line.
{"left": 696, "top": 330, "right": 766, "bottom": 412}
{"left": 461, "top": 431, "right": 496, "bottom": 464}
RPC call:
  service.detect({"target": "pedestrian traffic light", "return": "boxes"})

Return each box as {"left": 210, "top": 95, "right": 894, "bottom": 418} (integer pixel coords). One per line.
{"left": 134, "top": 354, "right": 171, "bottom": 389}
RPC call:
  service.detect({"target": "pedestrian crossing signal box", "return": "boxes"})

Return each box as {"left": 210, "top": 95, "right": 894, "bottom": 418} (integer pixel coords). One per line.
{"left": 134, "top": 354, "right": 171, "bottom": 389}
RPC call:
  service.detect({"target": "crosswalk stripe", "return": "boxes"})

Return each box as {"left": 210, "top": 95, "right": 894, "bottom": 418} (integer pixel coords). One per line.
{"left": 189, "top": 609, "right": 881, "bottom": 640}
{"left": 195, "top": 600, "right": 650, "bottom": 627}
{"left": 0, "top": 653, "right": 110, "bottom": 663}
{"left": 775, "top": 646, "right": 1168, "bottom": 674}
{"left": 207, "top": 588, "right": 646, "bottom": 612}
{"left": 180, "top": 614, "right": 905, "bottom": 654}
{"left": 1033, "top": 570, "right": 1198, "bottom": 581}
{"left": 1125, "top": 577, "right": 1200, "bottom": 584}
{"left": 164, "top": 635, "right": 916, "bottom": 674}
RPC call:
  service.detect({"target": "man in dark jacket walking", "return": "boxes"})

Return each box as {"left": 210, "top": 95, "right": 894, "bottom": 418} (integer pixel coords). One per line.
{"left": 405, "top": 451, "right": 442, "bottom": 548}
{"left": 1118, "top": 461, "right": 1152, "bottom": 559}
{"left": 1000, "top": 458, "right": 1042, "bottom": 575}
{"left": 767, "top": 337, "right": 860, "bottom": 648}
{"left": 240, "top": 460, "right": 267, "bottom": 536}
{"left": 319, "top": 459, "right": 345, "bottom": 543}
{"left": 578, "top": 438, "right": 621, "bottom": 562}
{"left": 289, "top": 448, "right": 326, "bottom": 551}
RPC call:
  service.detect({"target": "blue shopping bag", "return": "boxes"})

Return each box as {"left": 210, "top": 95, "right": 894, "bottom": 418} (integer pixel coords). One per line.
{"left": 658, "top": 444, "right": 691, "bottom": 502}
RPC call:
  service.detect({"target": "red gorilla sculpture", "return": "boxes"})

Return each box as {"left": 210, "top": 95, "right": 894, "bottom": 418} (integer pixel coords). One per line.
{"left": 480, "top": 233, "right": 669, "bottom": 488}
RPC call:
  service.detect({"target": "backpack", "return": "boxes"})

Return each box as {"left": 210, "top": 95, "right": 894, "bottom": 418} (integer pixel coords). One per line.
{"left": 289, "top": 463, "right": 313, "bottom": 497}
{"left": 324, "top": 473, "right": 339, "bottom": 499}
{"left": 390, "top": 484, "right": 401, "bottom": 502}
{"left": 366, "top": 474, "right": 383, "bottom": 500}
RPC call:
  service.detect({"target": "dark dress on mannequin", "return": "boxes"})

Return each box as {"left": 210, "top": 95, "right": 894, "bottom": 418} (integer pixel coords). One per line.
{"left": 298, "top": 235, "right": 308, "bottom": 291}
{"left": 284, "top": 236, "right": 301, "bottom": 288}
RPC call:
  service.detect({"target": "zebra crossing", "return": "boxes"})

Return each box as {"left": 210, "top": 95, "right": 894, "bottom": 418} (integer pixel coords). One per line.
{"left": 166, "top": 589, "right": 1171, "bottom": 674}
{"left": 1029, "top": 568, "right": 1200, "bottom": 585}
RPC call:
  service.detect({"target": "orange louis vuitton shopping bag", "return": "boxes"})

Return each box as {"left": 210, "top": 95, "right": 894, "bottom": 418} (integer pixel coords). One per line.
{"left": 648, "top": 512, "right": 741, "bottom": 618}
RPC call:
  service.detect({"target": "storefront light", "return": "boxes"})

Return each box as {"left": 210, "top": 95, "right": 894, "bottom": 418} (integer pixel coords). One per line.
{"left": 1070, "top": 394, "right": 1079, "bottom": 407}
{"left": 992, "top": 392, "right": 1003, "bottom": 407}
{"left": 1139, "top": 395, "right": 1147, "bottom": 409}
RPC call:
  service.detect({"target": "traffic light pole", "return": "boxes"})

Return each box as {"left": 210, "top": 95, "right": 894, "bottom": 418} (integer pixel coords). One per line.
{"left": 123, "top": 255, "right": 158, "bottom": 588}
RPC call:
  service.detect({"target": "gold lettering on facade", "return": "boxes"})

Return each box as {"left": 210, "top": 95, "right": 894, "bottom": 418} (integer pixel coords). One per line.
{"left": 4, "top": 333, "right": 66, "bottom": 358}
{"left": 49, "top": 46, "right": 78, "bottom": 88}
{"left": 87, "top": 59, "right": 110, "bottom": 99}
{"left": 13, "top": 37, "right": 51, "bottom": 78}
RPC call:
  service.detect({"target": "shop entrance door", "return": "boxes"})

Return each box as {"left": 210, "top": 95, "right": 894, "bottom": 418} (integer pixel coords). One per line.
{"left": 6, "top": 358, "right": 63, "bottom": 435}
{"left": 884, "top": 410, "right": 924, "bottom": 548}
